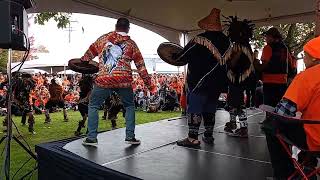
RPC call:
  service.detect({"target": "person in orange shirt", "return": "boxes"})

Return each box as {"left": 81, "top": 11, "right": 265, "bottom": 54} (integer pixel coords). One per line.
{"left": 150, "top": 78, "right": 157, "bottom": 94}
{"left": 39, "top": 86, "right": 50, "bottom": 107}
{"left": 264, "top": 36, "right": 320, "bottom": 179}
{"left": 170, "top": 76, "right": 182, "bottom": 101}
{"left": 37, "top": 73, "right": 44, "bottom": 87}
{"left": 45, "top": 78, "right": 68, "bottom": 123}
{"left": 64, "top": 92, "right": 74, "bottom": 102}
{"left": 62, "top": 76, "right": 70, "bottom": 87}
{"left": 64, "top": 91, "right": 77, "bottom": 109}
{"left": 180, "top": 84, "right": 187, "bottom": 116}
{"left": 0, "top": 73, "right": 5, "bottom": 84}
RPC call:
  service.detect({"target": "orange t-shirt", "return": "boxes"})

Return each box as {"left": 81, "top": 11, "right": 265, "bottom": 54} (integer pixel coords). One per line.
{"left": 283, "top": 64, "right": 320, "bottom": 151}
{"left": 63, "top": 80, "right": 70, "bottom": 87}
{"left": 180, "top": 93, "right": 187, "bottom": 110}
{"left": 170, "top": 82, "right": 182, "bottom": 95}
{"left": 0, "top": 89, "right": 5, "bottom": 96}
{"left": 65, "top": 94, "right": 75, "bottom": 102}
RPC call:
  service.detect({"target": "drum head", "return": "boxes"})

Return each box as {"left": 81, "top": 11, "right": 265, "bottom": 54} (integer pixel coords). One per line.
{"left": 68, "top": 58, "right": 99, "bottom": 74}
{"left": 157, "top": 42, "right": 187, "bottom": 66}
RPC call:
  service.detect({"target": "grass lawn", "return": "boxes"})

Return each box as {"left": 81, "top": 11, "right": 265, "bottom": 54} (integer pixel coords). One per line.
{"left": 0, "top": 110, "right": 181, "bottom": 179}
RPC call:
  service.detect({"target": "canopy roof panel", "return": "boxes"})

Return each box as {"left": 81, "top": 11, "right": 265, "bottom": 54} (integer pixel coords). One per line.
{"left": 29, "top": 0, "right": 317, "bottom": 43}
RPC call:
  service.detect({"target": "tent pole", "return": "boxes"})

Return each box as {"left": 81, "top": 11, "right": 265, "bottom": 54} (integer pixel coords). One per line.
{"left": 182, "top": 32, "right": 187, "bottom": 77}
{"left": 316, "top": 0, "right": 320, "bottom": 36}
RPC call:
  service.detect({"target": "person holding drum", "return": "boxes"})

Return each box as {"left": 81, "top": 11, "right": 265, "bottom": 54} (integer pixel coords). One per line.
{"left": 157, "top": 9, "right": 255, "bottom": 147}
{"left": 80, "top": 17, "right": 151, "bottom": 146}
{"left": 173, "top": 8, "right": 231, "bottom": 147}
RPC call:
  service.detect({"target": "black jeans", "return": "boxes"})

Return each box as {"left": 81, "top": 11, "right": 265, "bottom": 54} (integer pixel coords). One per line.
{"left": 263, "top": 84, "right": 287, "bottom": 107}
{"left": 264, "top": 119, "right": 317, "bottom": 178}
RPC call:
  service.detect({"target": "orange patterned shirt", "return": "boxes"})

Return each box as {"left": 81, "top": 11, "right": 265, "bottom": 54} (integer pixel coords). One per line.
{"left": 81, "top": 31, "right": 151, "bottom": 89}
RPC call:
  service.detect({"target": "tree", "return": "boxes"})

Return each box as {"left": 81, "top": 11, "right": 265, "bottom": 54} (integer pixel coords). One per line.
{"left": 34, "top": 12, "right": 71, "bottom": 29}
{"left": 252, "top": 23, "right": 315, "bottom": 57}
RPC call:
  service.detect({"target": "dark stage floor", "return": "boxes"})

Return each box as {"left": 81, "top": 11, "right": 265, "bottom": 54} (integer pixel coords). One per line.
{"left": 36, "top": 109, "right": 272, "bottom": 180}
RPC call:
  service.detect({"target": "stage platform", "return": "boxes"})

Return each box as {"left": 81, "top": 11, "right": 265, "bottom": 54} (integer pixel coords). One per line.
{"left": 36, "top": 109, "right": 272, "bottom": 180}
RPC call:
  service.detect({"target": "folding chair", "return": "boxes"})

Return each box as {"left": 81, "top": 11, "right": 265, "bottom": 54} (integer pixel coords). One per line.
{"left": 260, "top": 105, "right": 320, "bottom": 180}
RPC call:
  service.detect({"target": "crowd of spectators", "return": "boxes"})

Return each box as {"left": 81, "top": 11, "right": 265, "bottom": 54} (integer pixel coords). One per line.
{"left": 0, "top": 72, "right": 186, "bottom": 115}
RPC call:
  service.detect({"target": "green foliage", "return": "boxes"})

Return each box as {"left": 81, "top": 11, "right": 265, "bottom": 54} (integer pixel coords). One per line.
{"left": 252, "top": 26, "right": 270, "bottom": 49}
{"left": 252, "top": 23, "right": 315, "bottom": 57}
{"left": 34, "top": 12, "right": 71, "bottom": 29}
{"left": 0, "top": 49, "right": 8, "bottom": 72}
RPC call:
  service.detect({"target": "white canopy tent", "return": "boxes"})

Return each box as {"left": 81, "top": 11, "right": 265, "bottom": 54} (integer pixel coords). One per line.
{"left": 11, "top": 54, "right": 68, "bottom": 73}
{"left": 131, "top": 56, "right": 183, "bottom": 74}
{"left": 57, "top": 70, "right": 77, "bottom": 74}
{"left": 12, "top": 68, "right": 48, "bottom": 74}
{"left": 29, "top": 0, "right": 319, "bottom": 44}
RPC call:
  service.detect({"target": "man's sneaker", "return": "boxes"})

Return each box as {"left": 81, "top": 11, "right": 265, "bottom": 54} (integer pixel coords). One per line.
{"left": 224, "top": 122, "right": 237, "bottom": 133}
{"left": 125, "top": 138, "right": 141, "bottom": 145}
{"left": 202, "top": 136, "right": 214, "bottom": 144}
{"left": 82, "top": 138, "right": 98, "bottom": 146}
{"left": 227, "top": 128, "right": 248, "bottom": 138}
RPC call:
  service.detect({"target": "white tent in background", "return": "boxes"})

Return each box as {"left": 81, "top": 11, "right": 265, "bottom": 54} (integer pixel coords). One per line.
{"left": 11, "top": 54, "right": 68, "bottom": 73}
{"left": 29, "top": 0, "right": 319, "bottom": 44}
{"left": 57, "top": 70, "right": 77, "bottom": 75}
{"left": 131, "top": 55, "right": 182, "bottom": 74}
{"left": 12, "top": 68, "right": 49, "bottom": 74}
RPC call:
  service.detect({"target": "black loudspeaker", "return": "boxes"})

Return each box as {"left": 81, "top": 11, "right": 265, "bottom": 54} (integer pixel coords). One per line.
{"left": 0, "top": 0, "right": 33, "bottom": 51}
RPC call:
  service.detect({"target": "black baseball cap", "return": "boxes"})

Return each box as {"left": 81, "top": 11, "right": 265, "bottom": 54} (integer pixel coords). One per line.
{"left": 262, "top": 27, "right": 282, "bottom": 39}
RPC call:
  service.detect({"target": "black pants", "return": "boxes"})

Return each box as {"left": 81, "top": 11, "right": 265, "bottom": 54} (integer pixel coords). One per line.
{"left": 228, "top": 84, "right": 244, "bottom": 108}
{"left": 188, "top": 113, "right": 215, "bottom": 139}
{"left": 108, "top": 104, "right": 124, "bottom": 120}
{"left": 263, "top": 84, "right": 287, "bottom": 107}
{"left": 78, "top": 103, "right": 88, "bottom": 117}
{"left": 245, "top": 85, "right": 256, "bottom": 108}
{"left": 264, "top": 120, "right": 317, "bottom": 178}
{"left": 255, "top": 86, "right": 263, "bottom": 108}
{"left": 45, "top": 100, "right": 66, "bottom": 110}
